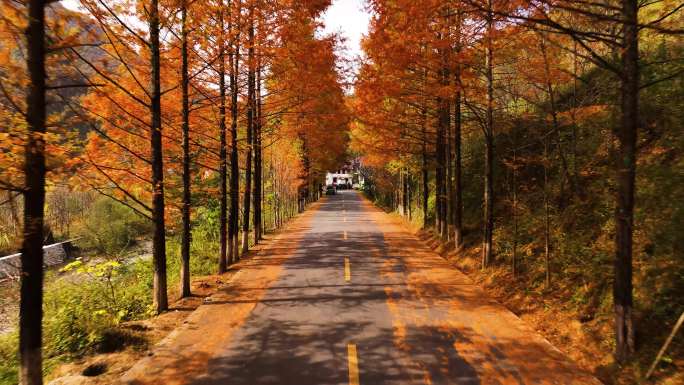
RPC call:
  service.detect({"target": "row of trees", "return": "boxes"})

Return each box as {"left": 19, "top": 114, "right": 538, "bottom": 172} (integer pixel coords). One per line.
{"left": 353, "top": 0, "right": 681, "bottom": 366}
{"left": 0, "top": 0, "right": 349, "bottom": 383}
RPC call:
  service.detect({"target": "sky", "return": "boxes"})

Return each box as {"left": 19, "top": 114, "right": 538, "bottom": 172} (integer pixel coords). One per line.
{"left": 320, "top": 0, "right": 371, "bottom": 62}
{"left": 60, "top": 0, "right": 372, "bottom": 80}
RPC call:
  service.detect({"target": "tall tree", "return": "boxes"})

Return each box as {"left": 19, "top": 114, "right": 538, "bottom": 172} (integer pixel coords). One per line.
{"left": 253, "top": 53, "right": 263, "bottom": 243}
{"left": 228, "top": 0, "right": 242, "bottom": 263}
{"left": 481, "top": 0, "right": 495, "bottom": 268}
{"left": 614, "top": 0, "right": 639, "bottom": 361}
{"left": 241, "top": 4, "right": 255, "bottom": 255}
{"left": 436, "top": 20, "right": 451, "bottom": 241}
{"left": 452, "top": 8, "right": 464, "bottom": 250}
{"left": 149, "top": 0, "right": 168, "bottom": 313}
{"left": 218, "top": 2, "right": 229, "bottom": 273}
{"left": 179, "top": 0, "right": 192, "bottom": 297}
{"left": 19, "top": 0, "right": 47, "bottom": 382}
{"left": 72, "top": 0, "right": 174, "bottom": 313}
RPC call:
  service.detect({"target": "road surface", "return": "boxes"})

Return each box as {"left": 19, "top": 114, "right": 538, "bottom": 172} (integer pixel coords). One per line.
{"left": 123, "top": 190, "right": 601, "bottom": 385}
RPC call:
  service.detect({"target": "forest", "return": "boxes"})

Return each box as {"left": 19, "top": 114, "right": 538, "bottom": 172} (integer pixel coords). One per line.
{"left": 1, "top": 0, "right": 349, "bottom": 383}
{"left": 352, "top": 0, "right": 682, "bottom": 383}
{"left": 0, "top": 0, "right": 682, "bottom": 384}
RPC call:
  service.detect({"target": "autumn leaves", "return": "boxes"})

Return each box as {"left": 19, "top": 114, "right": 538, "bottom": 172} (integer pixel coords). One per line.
{"left": 1, "top": 1, "right": 350, "bottom": 384}
{"left": 352, "top": 0, "right": 680, "bottom": 365}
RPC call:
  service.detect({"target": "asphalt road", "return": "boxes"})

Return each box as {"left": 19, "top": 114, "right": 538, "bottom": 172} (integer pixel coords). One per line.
{"left": 123, "top": 190, "right": 601, "bottom": 385}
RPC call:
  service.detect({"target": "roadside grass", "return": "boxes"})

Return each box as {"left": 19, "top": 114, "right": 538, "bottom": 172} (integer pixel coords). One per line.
{"left": 0, "top": 193, "right": 298, "bottom": 384}
{"left": 0, "top": 234, "right": 220, "bottom": 385}
{"left": 0, "top": 202, "right": 224, "bottom": 385}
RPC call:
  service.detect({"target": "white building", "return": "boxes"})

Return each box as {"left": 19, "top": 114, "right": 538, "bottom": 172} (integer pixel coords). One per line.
{"left": 326, "top": 159, "right": 364, "bottom": 189}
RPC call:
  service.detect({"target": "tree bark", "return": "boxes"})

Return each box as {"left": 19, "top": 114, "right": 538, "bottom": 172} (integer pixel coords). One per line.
{"left": 407, "top": 170, "right": 412, "bottom": 220}
{"left": 218, "top": 6, "right": 228, "bottom": 274}
{"left": 253, "top": 53, "right": 263, "bottom": 243}
{"left": 453, "top": 11, "right": 464, "bottom": 250}
{"left": 446, "top": 101, "right": 453, "bottom": 241}
{"left": 614, "top": 0, "right": 638, "bottom": 363}
{"left": 402, "top": 168, "right": 408, "bottom": 217}
{"left": 241, "top": 7, "right": 255, "bottom": 255}
{"left": 228, "top": 0, "right": 241, "bottom": 263}
{"left": 150, "top": 0, "right": 168, "bottom": 313}
{"left": 421, "top": 108, "right": 429, "bottom": 228}
{"left": 481, "top": 0, "right": 494, "bottom": 269}
{"left": 19, "top": 0, "right": 47, "bottom": 382}
{"left": 436, "top": 35, "right": 450, "bottom": 241}
{"left": 180, "top": 0, "right": 192, "bottom": 297}
{"left": 543, "top": 135, "right": 551, "bottom": 289}
{"left": 512, "top": 142, "right": 518, "bottom": 277}
{"left": 453, "top": 75, "right": 463, "bottom": 250}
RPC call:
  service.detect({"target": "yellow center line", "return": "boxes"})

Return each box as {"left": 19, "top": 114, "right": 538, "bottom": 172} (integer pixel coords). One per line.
{"left": 343, "top": 230, "right": 347, "bottom": 240}
{"left": 344, "top": 257, "right": 351, "bottom": 282}
{"left": 347, "top": 343, "right": 360, "bottom": 385}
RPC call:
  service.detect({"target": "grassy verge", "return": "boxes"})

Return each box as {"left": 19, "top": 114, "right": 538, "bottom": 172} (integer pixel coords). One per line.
{"left": 0, "top": 205, "right": 222, "bottom": 384}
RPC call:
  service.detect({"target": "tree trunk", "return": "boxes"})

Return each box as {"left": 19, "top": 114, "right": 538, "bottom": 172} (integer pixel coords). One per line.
{"left": 614, "top": 0, "right": 638, "bottom": 363}
{"left": 180, "top": 1, "right": 192, "bottom": 297}
{"left": 421, "top": 110, "right": 429, "bottom": 228}
{"left": 218, "top": 7, "right": 228, "bottom": 274}
{"left": 481, "top": 0, "right": 494, "bottom": 269}
{"left": 446, "top": 103, "right": 453, "bottom": 241}
{"left": 150, "top": 0, "right": 168, "bottom": 313}
{"left": 253, "top": 55, "right": 263, "bottom": 243}
{"left": 407, "top": 170, "right": 412, "bottom": 220}
{"left": 512, "top": 144, "right": 518, "bottom": 277}
{"left": 19, "top": 0, "right": 47, "bottom": 382}
{"left": 453, "top": 77, "right": 463, "bottom": 250}
{"left": 241, "top": 7, "right": 255, "bottom": 255}
{"left": 453, "top": 12, "right": 463, "bottom": 250}
{"left": 543, "top": 137, "right": 551, "bottom": 289}
{"left": 402, "top": 168, "right": 408, "bottom": 217}
{"left": 436, "top": 47, "right": 450, "bottom": 240}
{"left": 228, "top": 2, "right": 241, "bottom": 264}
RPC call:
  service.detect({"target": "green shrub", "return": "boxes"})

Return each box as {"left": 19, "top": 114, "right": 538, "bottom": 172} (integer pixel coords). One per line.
{"left": 166, "top": 224, "right": 219, "bottom": 285}
{"left": 0, "top": 333, "right": 18, "bottom": 385}
{"left": 42, "top": 258, "right": 153, "bottom": 358}
{"left": 74, "top": 197, "right": 151, "bottom": 256}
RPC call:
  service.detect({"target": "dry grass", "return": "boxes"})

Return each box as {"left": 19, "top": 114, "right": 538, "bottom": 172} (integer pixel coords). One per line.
{"left": 391, "top": 218, "right": 682, "bottom": 385}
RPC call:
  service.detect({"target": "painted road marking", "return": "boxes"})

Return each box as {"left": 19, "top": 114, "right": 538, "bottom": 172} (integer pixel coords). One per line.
{"left": 347, "top": 343, "right": 359, "bottom": 385}
{"left": 344, "top": 216, "right": 347, "bottom": 222}
{"left": 344, "top": 257, "right": 351, "bottom": 282}
{"left": 344, "top": 230, "right": 347, "bottom": 240}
